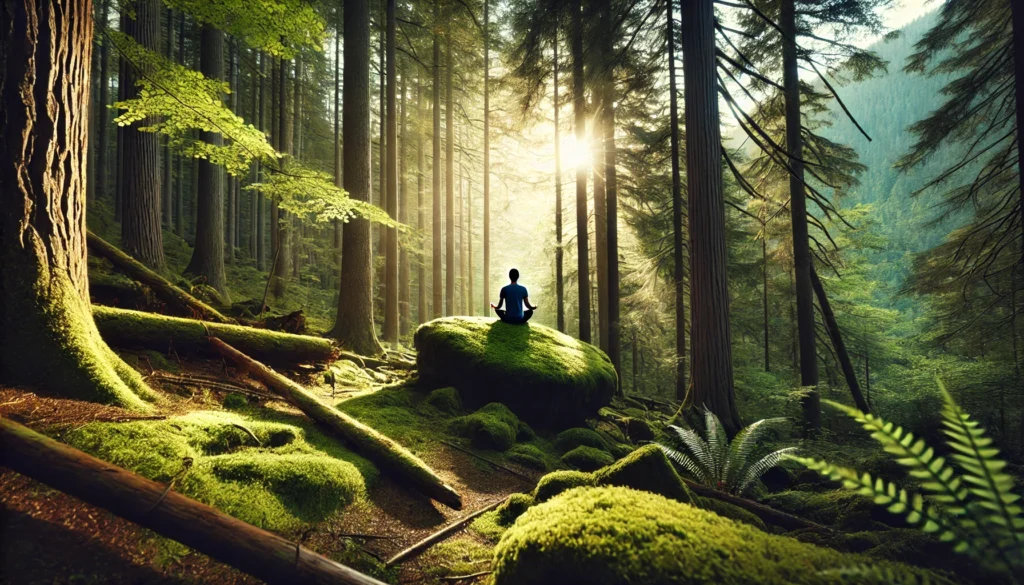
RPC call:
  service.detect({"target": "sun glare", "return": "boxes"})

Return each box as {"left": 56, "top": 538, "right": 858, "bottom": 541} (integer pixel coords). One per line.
{"left": 563, "top": 135, "right": 592, "bottom": 170}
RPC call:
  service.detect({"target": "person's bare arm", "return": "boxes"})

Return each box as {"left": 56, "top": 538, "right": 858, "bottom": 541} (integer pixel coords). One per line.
{"left": 493, "top": 291, "right": 505, "bottom": 310}
{"left": 525, "top": 297, "right": 537, "bottom": 311}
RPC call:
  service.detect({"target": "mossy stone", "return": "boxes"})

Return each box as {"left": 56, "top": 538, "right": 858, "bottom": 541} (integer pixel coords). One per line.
{"left": 414, "top": 317, "right": 617, "bottom": 428}
{"left": 763, "top": 490, "right": 903, "bottom": 531}
{"left": 450, "top": 403, "right": 520, "bottom": 451}
{"left": 623, "top": 417, "right": 655, "bottom": 442}
{"left": 554, "top": 427, "right": 607, "bottom": 454}
{"left": 561, "top": 446, "right": 615, "bottom": 471}
{"left": 424, "top": 387, "right": 463, "bottom": 415}
{"left": 492, "top": 486, "right": 934, "bottom": 585}
{"left": 497, "top": 493, "right": 535, "bottom": 526}
{"left": 593, "top": 444, "right": 694, "bottom": 505}
{"left": 223, "top": 392, "right": 248, "bottom": 409}
{"left": 697, "top": 497, "right": 767, "bottom": 531}
{"left": 507, "top": 444, "right": 548, "bottom": 470}
{"left": 534, "top": 470, "right": 597, "bottom": 502}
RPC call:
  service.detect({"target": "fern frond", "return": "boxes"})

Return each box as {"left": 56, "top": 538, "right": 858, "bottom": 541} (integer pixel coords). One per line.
{"left": 723, "top": 417, "right": 787, "bottom": 490}
{"left": 736, "top": 447, "right": 797, "bottom": 495}
{"left": 818, "top": 563, "right": 953, "bottom": 585}
{"left": 658, "top": 444, "right": 710, "bottom": 485}
{"left": 704, "top": 409, "right": 729, "bottom": 483}
{"left": 665, "top": 425, "right": 715, "bottom": 484}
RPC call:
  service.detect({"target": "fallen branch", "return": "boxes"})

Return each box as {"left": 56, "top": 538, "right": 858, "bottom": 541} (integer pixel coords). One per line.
{"left": 87, "top": 231, "right": 232, "bottom": 323}
{"left": 439, "top": 440, "right": 533, "bottom": 482}
{"left": 681, "top": 478, "right": 832, "bottom": 533}
{"left": 810, "top": 267, "right": 871, "bottom": 413}
{"left": 386, "top": 497, "right": 507, "bottom": 566}
{"left": 442, "top": 571, "right": 492, "bottom": 582}
{"left": 94, "top": 306, "right": 338, "bottom": 367}
{"left": 208, "top": 337, "right": 462, "bottom": 510}
{"left": 148, "top": 372, "right": 277, "bottom": 401}
{"left": 0, "top": 417, "right": 386, "bottom": 585}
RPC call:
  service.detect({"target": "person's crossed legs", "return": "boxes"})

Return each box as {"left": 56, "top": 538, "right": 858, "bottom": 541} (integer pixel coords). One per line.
{"left": 494, "top": 308, "right": 534, "bottom": 325}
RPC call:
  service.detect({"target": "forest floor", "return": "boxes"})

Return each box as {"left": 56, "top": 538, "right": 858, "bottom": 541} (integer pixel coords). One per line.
{"left": 0, "top": 350, "right": 543, "bottom": 585}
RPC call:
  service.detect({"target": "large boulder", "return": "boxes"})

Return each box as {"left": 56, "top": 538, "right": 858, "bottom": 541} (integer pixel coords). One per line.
{"left": 492, "top": 486, "right": 936, "bottom": 585}
{"left": 414, "top": 317, "right": 617, "bottom": 428}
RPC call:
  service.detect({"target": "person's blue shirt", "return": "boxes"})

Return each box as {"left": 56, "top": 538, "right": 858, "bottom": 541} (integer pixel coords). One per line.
{"left": 500, "top": 283, "right": 529, "bottom": 320}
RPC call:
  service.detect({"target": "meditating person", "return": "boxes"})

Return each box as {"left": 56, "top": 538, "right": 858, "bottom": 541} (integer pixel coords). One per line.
{"left": 491, "top": 268, "right": 537, "bottom": 325}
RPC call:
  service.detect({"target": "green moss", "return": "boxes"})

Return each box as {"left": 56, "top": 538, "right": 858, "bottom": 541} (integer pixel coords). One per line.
{"left": 534, "top": 470, "right": 597, "bottom": 502}
{"left": 336, "top": 386, "right": 432, "bottom": 450}
{"left": 762, "top": 490, "right": 902, "bottom": 531}
{"left": 697, "top": 497, "right": 767, "bottom": 531}
{"left": 420, "top": 537, "right": 495, "bottom": 580}
{"left": 329, "top": 360, "right": 375, "bottom": 389}
{"left": 554, "top": 427, "right": 608, "bottom": 454}
{"left": 497, "top": 493, "right": 536, "bottom": 526}
{"left": 470, "top": 510, "right": 507, "bottom": 542}
{"left": 223, "top": 392, "right": 248, "bottom": 409}
{"left": 414, "top": 317, "right": 617, "bottom": 428}
{"left": 450, "top": 403, "right": 521, "bottom": 451}
{"left": 516, "top": 420, "right": 537, "bottom": 441}
{"left": 61, "top": 410, "right": 372, "bottom": 530}
{"left": 424, "top": 386, "right": 464, "bottom": 414}
{"left": 593, "top": 444, "right": 694, "bottom": 505}
{"left": 492, "top": 486, "right": 934, "bottom": 585}
{"left": 507, "top": 444, "right": 549, "bottom": 470}
{"left": 623, "top": 417, "right": 655, "bottom": 442}
{"left": 561, "top": 446, "right": 615, "bottom": 471}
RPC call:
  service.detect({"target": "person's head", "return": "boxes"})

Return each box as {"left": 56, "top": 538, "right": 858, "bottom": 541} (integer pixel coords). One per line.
{"left": 509, "top": 268, "right": 520, "bottom": 283}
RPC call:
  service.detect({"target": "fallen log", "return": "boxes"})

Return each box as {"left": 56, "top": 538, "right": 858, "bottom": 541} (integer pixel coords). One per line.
{"left": 0, "top": 417, "right": 385, "bottom": 585}
{"left": 681, "top": 478, "right": 831, "bottom": 533}
{"left": 87, "top": 231, "right": 232, "bottom": 323}
{"left": 94, "top": 306, "right": 338, "bottom": 367}
{"left": 208, "top": 337, "right": 463, "bottom": 510}
{"left": 386, "top": 497, "right": 506, "bottom": 566}
{"left": 810, "top": 267, "right": 871, "bottom": 413}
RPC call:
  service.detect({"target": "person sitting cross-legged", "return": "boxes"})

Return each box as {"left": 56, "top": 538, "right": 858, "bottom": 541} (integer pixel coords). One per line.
{"left": 491, "top": 268, "right": 537, "bottom": 325}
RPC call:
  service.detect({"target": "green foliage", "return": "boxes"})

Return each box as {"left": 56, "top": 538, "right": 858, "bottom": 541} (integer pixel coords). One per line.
{"left": 492, "top": 486, "right": 934, "bottom": 585}
{"left": 561, "top": 446, "right": 615, "bottom": 472}
{"left": 222, "top": 392, "right": 247, "bottom": 409}
{"left": 250, "top": 160, "right": 396, "bottom": 226}
{"left": 423, "top": 387, "right": 463, "bottom": 415}
{"left": 658, "top": 409, "right": 794, "bottom": 495}
{"left": 793, "top": 385, "right": 1024, "bottom": 577}
{"left": 162, "top": 0, "right": 324, "bottom": 57}
{"left": 449, "top": 403, "right": 521, "bottom": 451}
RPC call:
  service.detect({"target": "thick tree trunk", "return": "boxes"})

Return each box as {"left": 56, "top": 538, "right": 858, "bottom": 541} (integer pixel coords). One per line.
{"left": 334, "top": 25, "right": 344, "bottom": 289}
{"left": 1, "top": 0, "right": 152, "bottom": 411}
{"left": 209, "top": 337, "right": 462, "bottom": 508}
{"left": 185, "top": 24, "right": 229, "bottom": 301}
{"left": 781, "top": 0, "right": 819, "bottom": 434}
{"left": 88, "top": 231, "right": 232, "bottom": 322}
{"left": 601, "top": 0, "right": 620, "bottom": 380}
{"left": 482, "top": 0, "right": 491, "bottom": 316}
{"left": 416, "top": 73, "right": 427, "bottom": 325}
{"left": 120, "top": 0, "right": 165, "bottom": 271}
{"left": 0, "top": 418, "right": 386, "bottom": 585}
{"left": 94, "top": 306, "right": 337, "bottom": 366}
{"left": 271, "top": 57, "right": 293, "bottom": 299}
{"left": 334, "top": 0, "right": 383, "bottom": 356}
{"left": 809, "top": 268, "right": 870, "bottom": 412}
{"left": 458, "top": 128, "right": 466, "bottom": 314}
{"left": 226, "top": 39, "right": 237, "bottom": 266}
{"left": 554, "top": 37, "right": 565, "bottom": 333}
{"left": 763, "top": 233, "right": 770, "bottom": 372}
{"left": 668, "top": 0, "right": 687, "bottom": 401}
{"left": 384, "top": 0, "right": 399, "bottom": 344}
{"left": 681, "top": 0, "right": 739, "bottom": 434}
{"left": 291, "top": 58, "right": 302, "bottom": 279}
{"left": 256, "top": 51, "right": 267, "bottom": 271}
{"left": 399, "top": 69, "right": 411, "bottom": 334}
{"left": 593, "top": 109, "right": 608, "bottom": 351}
{"left": 96, "top": 0, "right": 110, "bottom": 202}
{"left": 162, "top": 7, "right": 173, "bottom": 229}
{"left": 174, "top": 11, "right": 185, "bottom": 237}
{"left": 467, "top": 169, "right": 474, "bottom": 316}
{"left": 432, "top": 4, "right": 443, "bottom": 319}
{"left": 377, "top": 10, "right": 386, "bottom": 303}
{"left": 571, "top": 0, "right": 591, "bottom": 343}
{"left": 445, "top": 34, "right": 455, "bottom": 317}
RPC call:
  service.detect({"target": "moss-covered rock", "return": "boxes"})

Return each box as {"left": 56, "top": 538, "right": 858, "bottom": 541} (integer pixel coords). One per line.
{"left": 424, "top": 386, "right": 463, "bottom": 415}
{"left": 497, "top": 493, "right": 536, "bottom": 526}
{"left": 223, "top": 392, "right": 248, "bottom": 409}
{"left": 697, "top": 497, "right": 767, "bottom": 531}
{"left": 623, "top": 417, "right": 655, "bottom": 442}
{"left": 63, "top": 411, "right": 372, "bottom": 530}
{"left": 593, "top": 444, "right": 693, "bottom": 505}
{"left": 534, "top": 470, "right": 597, "bottom": 502}
{"left": 561, "top": 445, "right": 615, "bottom": 471}
{"left": 450, "top": 403, "right": 520, "bottom": 451}
{"left": 507, "top": 444, "right": 548, "bottom": 470}
{"left": 492, "top": 486, "right": 934, "bottom": 585}
{"left": 516, "top": 421, "right": 537, "bottom": 441}
{"left": 414, "top": 317, "right": 617, "bottom": 428}
{"left": 554, "top": 427, "right": 608, "bottom": 454}
{"left": 762, "top": 489, "right": 903, "bottom": 531}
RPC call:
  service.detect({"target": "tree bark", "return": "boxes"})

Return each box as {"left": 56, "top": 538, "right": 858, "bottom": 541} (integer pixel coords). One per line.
{"left": 482, "top": 0, "right": 491, "bottom": 316}
{"left": 593, "top": 105, "right": 608, "bottom": 351}
{"left": 809, "top": 268, "right": 870, "bottom": 412}
{"left": 226, "top": 38, "right": 237, "bottom": 266}
{"left": 416, "top": 73, "right": 427, "bottom": 325}
{"left": 271, "top": 56, "right": 293, "bottom": 299}
{"left": 256, "top": 51, "right": 267, "bottom": 271}
{"left": 1, "top": 0, "right": 152, "bottom": 411}
{"left": 120, "top": 0, "right": 165, "bottom": 272}
{"left": 554, "top": 35, "right": 565, "bottom": 333}
{"left": 681, "top": 0, "right": 739, "bottom": 434}
{"left": 668, "top": 0, "right": 687, "bottom": 401}
{"left": 602, "top": 0, "right": 620, "bottom": 381}
{"left": 432, "top": 2, "right": 443, "bottom": 319}
{"left": 334, "top": 24, "right": 344, "bottom": 290}
{"left": 174, "top": 11, "right": 185, "bottom": 238}
{"left": 96, "top": 0, "right": 111, "bottom": 203}
{"left": 571, "top": 0, "right": 591, "bottom": 343}
{"left": 445, "top": 34, "right": 455, "bottom": 316}
{"left": 763, "top": 232, "right": 770, "bottom": 372}
{"left": 399, "top": 67, "right": 411, "bottom": 334}
{"left": 384, "top": 0, "right": 399, "bottom": 344}
{"left": 0, "top": 417, "right": 386, "bottom": 585}
{"left": 780, "top": 0, "right": 819, "bottom": 434}
{"left": 209, "top": 338, "right": 462, "bottom": 509}
{"left": 185, "top": 24, "right": 229, "bottom": 301}
{"left": 162, "top": 7, "right": 173, "bottom": 229}
{"left": 334, "top": 0, "right": 384, "bottom": 356}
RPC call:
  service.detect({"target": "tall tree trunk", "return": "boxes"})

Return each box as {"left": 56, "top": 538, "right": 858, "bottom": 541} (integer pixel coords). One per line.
{"left": 96, "top": 0, "right": 110, "bottom": 203}
{"left": 445, "top": 33, "right": 455, "bottom": 316}
{"left": 120, "top": 0, "right": 165, "bottom": 272}
{"left": 1, "top": 0, "right": 151, "bottom": 410}
{"left": 602, "top": 0, "right": 621, "bottom": 383}
{"left": 335, "top": 0, "right": 383, "bottom": 356}
{"left": 810, "top": 268, "right": 870, "bottom": 412}
{"left": 681, "top": 0, "right": 739, "bottom": 434}
{"left": 334, "top": 25, "right": 344, "bottom": 290}
{"left": 416, "top": 73, "right": 427, "bottom": 325}
{"left": 399, "top": 69, "right": 411, "bottom": 334}
{"left": 554, "top": 34, "right": 565, "bottom": 333}
{"left": 115, "top": 21, "right": 125, "bottom": 224}
{"left": 781, "top": 0, "right": 819, "bottom": 434}
{"left": 762, "top": 228, "right": 770, "bottom": 372}
{"left": 174, "top": 11, "right": 184, "bottom": 237}
{"left": 571, "top": 0, "right": 591, "bottom": 343}
{"left": 226, "top": 38, "right": 237, "bottom": 266}
{"left": 468, "top": 163, "right": 474, "bottom": 316}
{"left": 271, "top": 56, "right": 292, "bottom": 299}
{"left": 256, "top": 51, "right": 267, "bottom": 271}
{"left": 482, "top": 0, "right": 491, "bottom": 316}
{"left": 668, "top": 0, "right": 686, "bottom": 400}
{"left": 291, "top": 57, "right": 302, "bottom": 279}
{"left": 432, "top": 1, "right": 442, "bottom": 319}
{"left": 383, "top": 0, "right": 399, "bottom": 344}
{"left": 184, "top": 24, "right": 228, "bottom": 300}
{"left": 593, "top": 105, "right": 608, "bottom": 351}
{"left": 377, "top": 6, "right": 386, "bottom": 306}
{"left": 162, "top": 7, "right": 173, "bottom": 229}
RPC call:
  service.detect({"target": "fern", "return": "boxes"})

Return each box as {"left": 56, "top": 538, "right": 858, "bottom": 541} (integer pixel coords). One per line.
{"left": 658, "top": 410, "right": 792, "bottom": 495}
{"left": 792, "top": 383, "right": 1024, "bottom": 580}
